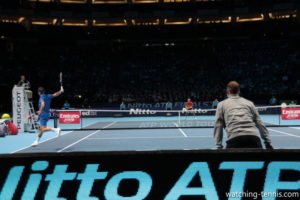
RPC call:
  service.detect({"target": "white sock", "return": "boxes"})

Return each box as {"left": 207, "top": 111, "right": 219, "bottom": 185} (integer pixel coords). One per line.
{"left": 51, "top": 128, "right": 57, "bottom": 131}
{"left": 36, "top": 137, "right": 40, "bottom": 142}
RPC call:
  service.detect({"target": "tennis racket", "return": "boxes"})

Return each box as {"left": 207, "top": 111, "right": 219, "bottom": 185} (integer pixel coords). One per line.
{"left": 59, "top": 72, "right": 63, "bottom": 88}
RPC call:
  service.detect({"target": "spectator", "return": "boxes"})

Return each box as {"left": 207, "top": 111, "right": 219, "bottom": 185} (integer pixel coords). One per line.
{"left": 212, "top": 98, "right": 219, "bottom": 109}
{"left": 63, "top": 100, "right": 70, "bottom": 109}
{"left": 281, "top": 102, "right": 287, "bottom": 108}
{"left": 165, "top": 101, "right": 173, "bottom": 110}
{"left": 1, "top": 38, "right": 299, "bottom": 111}
{"left": 120, "top": 101, "right": 126, "bottom": 110}
{"left": 269, "top": 96, "right": 277, "bottom": 105}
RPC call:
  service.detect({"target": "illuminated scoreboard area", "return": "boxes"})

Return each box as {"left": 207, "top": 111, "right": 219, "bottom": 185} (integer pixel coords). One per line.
{"left": 0, "top": 150, "right": 300, "bottom": 199}
{"left": 1, "top": 0, "right": 298, "bottom": 27}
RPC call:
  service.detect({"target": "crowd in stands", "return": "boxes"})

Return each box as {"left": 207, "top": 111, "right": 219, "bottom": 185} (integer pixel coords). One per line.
{"left": 0, "top": 38, "right": 300, "bottom": 111}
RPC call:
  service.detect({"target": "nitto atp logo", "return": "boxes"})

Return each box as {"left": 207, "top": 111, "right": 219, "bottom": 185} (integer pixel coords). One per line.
{"left": 129, "top": 109, "right": 157, "bottom": 115}
{"left": 0, "top": 161, "right": 299, "bottom": 200}
{"left": 181, "top": 108, "right": 209, "bottom": 114}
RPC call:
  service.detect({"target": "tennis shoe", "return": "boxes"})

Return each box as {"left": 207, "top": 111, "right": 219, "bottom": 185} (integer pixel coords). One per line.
{"left": 31, "top": 140, "right": 39, "bottom": 147}
{"left": 54, "top": 128, "right": 61, "bottom": 137}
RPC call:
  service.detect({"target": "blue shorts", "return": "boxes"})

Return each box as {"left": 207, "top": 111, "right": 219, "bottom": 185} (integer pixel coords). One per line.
{"left": 39, "top": 113, "right": 50, "bottom": 127}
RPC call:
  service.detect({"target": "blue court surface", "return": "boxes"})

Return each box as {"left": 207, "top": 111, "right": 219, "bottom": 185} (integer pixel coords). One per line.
{"left": 0, "top": 114, "right": 299, "bottom": 154}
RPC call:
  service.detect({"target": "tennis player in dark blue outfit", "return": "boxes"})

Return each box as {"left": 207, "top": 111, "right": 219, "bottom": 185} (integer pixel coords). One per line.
{"left": 32, "top": 86, "right": 64, "bottom": 146}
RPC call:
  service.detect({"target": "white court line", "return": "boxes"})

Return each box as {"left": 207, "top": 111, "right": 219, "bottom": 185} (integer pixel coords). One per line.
{"left": 173, "top": 122, "right": 187, "bottom": 137}
{"left": 86, "top": 135, "right": 211, "bottom": 140}
{"left": 270, "top": 135, "right": 291, "bottom": 137}
{"left": 268, "top": 128, "right": 300, "bottom": 138}
{"left": 266, "top": 121, "right": 300, "bottom": 131}
{"left": 57, "top": 121, "right": 117, "bottom": 152}
{"left": 10, "top": 120, "right": 108, "bottom": 154}
{"left": 81, "top": 119, "right": 112, "bottom": 128}
{"left": 11, "top": 131, "right": 74, "bottom": 154}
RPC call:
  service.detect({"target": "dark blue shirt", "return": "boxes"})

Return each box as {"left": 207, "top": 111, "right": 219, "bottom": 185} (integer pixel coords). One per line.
{"left": 64, "top": 103, "right": 70, "bottom": 109}
{"left": 39, "top": 94, "right": 54, "bottom": 114}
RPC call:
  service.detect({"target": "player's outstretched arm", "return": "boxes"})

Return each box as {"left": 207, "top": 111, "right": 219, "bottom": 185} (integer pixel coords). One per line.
{"left": 53, "top": 86, "right": 64, "bottom": 97}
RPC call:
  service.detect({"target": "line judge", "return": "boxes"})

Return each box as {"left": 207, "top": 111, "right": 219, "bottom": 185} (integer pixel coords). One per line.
{"left": 213, "top": 81, "right": 273, "bottom": 149}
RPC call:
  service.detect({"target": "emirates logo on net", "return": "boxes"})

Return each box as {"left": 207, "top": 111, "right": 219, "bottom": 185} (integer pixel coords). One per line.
{"left": 281, "top": 108, "right": 300, "bottom": 120}
{"left": 59, "top": 112, "right": 81, "bottom": 124}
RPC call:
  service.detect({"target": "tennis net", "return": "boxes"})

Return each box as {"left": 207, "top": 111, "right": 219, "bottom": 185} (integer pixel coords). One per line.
{"left": 53, "top": 105, "right": 300, "bottom": 131}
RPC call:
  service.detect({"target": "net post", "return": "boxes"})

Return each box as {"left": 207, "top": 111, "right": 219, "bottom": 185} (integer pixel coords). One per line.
{"left": 80, "top": 110, "right": 83, "bottom": 129}
{"left": 54, "top": 109, "right": 58, "bottom": 128}
{"left": 278, "top": 106, "right": 281, "bottom": 126}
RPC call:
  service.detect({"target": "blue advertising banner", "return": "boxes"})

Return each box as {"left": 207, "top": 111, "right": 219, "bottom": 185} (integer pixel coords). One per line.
{"left": 0, "top": 150, "right": 299, "bottom": 200}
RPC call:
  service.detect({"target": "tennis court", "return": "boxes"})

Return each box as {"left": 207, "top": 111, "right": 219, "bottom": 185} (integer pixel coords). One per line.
{"left": 11, "top": 107, "right": 300, "bottom": 153}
